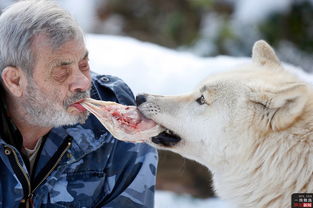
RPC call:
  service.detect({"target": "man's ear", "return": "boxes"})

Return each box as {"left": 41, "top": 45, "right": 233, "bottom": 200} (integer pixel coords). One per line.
{"left": 252, "top": 40, "right": 281, "bottom": 68}
{"left": 1, "top": 66, "right": 27, "bottom": 97}
{"left": 250, "top": 83, "right": 308, "bottom": 131}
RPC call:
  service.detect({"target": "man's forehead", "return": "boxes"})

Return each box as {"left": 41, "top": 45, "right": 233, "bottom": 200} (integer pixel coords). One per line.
{"left": 33, "top": 33, "right": 85, "bottom": 51}
{"left": 33, "top": 36, "right": 87, "bottom": 62}
{"left": 32, "top": 33, "right": 54, "bottom": 50}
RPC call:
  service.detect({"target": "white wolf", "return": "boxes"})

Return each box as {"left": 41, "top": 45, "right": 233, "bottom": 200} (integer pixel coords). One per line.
{"left": 136, "top": 40, "right": 313, "bottom": 208}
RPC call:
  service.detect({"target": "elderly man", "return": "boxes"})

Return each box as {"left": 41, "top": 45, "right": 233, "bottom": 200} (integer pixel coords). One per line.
{"left": 0, "top": 0, "right": 157, "bottom": 207}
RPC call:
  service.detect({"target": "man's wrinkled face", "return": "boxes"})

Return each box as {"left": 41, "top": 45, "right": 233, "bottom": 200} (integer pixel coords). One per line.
{"left": 21, "top": 34, "right": 91, "bottom": 127}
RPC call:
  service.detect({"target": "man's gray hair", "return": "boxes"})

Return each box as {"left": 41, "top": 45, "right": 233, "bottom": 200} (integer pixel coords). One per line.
{"left": 0, "top": 0, "right": 84, "bottom": 76}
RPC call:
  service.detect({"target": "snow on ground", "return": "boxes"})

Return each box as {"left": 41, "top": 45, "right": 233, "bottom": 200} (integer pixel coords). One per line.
{"left": 86, "top": 33, "right": 313, "bottom": 96}
{"left": 155, "top": 191, "right": 233, "bottom": 208}
{"left": 86, "top": 34, "right": 248, "bottom": 95}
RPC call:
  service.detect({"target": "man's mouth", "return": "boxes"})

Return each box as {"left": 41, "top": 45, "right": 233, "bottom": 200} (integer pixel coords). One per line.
{"left": 68, "top": 99, "right": 87, "bottom": 113}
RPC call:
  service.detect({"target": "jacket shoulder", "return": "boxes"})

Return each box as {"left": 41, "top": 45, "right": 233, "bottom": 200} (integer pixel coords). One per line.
{"left": 90, "top": 72, "right": 136, "bottom": 106}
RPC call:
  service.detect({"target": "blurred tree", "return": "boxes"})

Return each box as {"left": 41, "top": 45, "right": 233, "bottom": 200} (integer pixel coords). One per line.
{"left": 259, "top": 1, "right": 313, "bottom": 53}
{"left": 97, "top": 0, "right": 203, "bottom": 47}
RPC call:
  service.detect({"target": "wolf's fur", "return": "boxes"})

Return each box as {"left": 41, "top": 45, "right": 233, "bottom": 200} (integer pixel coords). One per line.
{"left": 138, "top": 41, "right": 313, "bottom": 208}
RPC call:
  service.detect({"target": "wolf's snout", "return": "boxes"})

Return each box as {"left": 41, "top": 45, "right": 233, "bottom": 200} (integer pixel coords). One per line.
{"left": 136, "top": 94, "right": 147, "bottom": 106}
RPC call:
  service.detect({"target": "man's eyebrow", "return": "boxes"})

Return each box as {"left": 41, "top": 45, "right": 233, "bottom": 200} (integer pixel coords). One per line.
{"left": 56, "top": 60, "right": 73, "bottom": 67}
{"left": 49, "top": 51, "right": 89, "bottom": 68}
{"left": 60, "top": 60, "right": 73, "bottom": 66}
{"left": 49, "top": 59, "right": 72, "bottom": 68}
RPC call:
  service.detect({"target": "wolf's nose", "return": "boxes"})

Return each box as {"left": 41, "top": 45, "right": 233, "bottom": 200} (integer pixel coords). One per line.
{"left": 136, "top": 94, "right": 147, "bottom": 106}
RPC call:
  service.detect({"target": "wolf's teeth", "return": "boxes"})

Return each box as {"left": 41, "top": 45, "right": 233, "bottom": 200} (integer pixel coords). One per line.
{"left": 165, "top": 129, "right": 171, "bottom": 134}
{"left": 165, "top": 129, "right": 176, "bottom": 135}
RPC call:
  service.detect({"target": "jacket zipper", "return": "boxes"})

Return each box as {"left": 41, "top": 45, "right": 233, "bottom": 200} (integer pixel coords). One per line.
{"left": 4, "top": 137, "right": 72, "bottom": 207}
{"left": 4, "top": 145, "right": 32, "bottom": 208}
{"left": 5, "top": 145, "right": 31, "bottom": 195}
{"left": 31, "top": 140, "right": 72, "bottom": 193}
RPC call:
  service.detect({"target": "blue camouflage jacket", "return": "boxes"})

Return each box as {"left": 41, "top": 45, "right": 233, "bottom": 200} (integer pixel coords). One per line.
{"left": 0, "top": 73, "right": 158, "bottom": 208}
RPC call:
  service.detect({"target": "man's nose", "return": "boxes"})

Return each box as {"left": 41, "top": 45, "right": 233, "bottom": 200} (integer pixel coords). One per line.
{"left": 69, "top": 70, "right": 91, "bottom": 93}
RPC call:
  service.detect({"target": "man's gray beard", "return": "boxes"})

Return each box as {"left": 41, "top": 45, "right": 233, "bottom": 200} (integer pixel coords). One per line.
{"left": 21, "top": 79, "right": 90, "bottom": 127}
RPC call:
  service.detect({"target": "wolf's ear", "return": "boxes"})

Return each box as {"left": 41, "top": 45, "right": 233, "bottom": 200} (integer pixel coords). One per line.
{"left": 252, "top": 40, "right": 281, "bottom": 68}
{"left": 250, "top": 83, "right": 308, "bottom": 131}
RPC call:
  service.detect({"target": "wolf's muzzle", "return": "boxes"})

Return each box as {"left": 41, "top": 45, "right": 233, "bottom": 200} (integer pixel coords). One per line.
{"left": 136, "top": 94, "right": 181, "bottom": 146}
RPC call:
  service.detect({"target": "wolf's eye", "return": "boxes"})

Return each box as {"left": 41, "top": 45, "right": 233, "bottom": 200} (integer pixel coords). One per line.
{"left": 196, "top": 95, "right": 206, "bottom": 105}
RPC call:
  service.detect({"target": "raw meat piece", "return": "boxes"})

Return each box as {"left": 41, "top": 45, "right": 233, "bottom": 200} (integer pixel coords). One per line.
{"left": 80, "top": 98, "right": 164, "bottom": 142}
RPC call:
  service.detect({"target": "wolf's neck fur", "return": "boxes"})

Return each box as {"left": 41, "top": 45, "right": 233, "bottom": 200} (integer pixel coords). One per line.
{"left": 213, "top": 104, "right": 313, "bottom": 208}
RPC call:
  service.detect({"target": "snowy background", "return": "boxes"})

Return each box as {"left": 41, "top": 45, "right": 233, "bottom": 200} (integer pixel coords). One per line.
{"left": 155, "top": 191, "right": 233, "bottom": 208}
{"left": 86, "top": 34, "right": 248, "bottom": 96}
{"left": 86, "top": 33, "right": 313, "bottom": 96}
